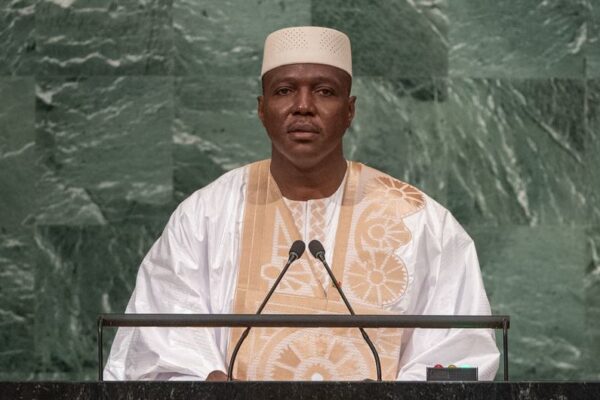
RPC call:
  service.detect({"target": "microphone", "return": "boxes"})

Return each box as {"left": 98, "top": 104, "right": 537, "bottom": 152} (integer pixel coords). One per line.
{"left": 227, "top": 240, "right": 305, "bottom": 381}
{"left": 308, "top": 239, "right": 382, "bottom": 381}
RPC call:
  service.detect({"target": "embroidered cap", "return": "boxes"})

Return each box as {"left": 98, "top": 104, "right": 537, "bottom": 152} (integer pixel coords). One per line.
{"left": 261, "top": 26, "right": 352, "bottom": 77}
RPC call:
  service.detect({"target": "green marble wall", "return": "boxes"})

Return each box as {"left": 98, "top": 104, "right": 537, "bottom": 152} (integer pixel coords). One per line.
{"left": 0, "top": 0, "right": 598, "bottom": 381}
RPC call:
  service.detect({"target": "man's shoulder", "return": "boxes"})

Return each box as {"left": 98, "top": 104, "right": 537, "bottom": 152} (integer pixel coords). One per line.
{"left": 355, "top": 162, "right": 454, "bottom": 224}
{"left": 175, "top": 161, "right": 258, "bottom": 214}
{"left": 195, "top": 162, "right": 252, "bottom": 194}
{"left": 355, "top": 162, "right": 429, "bottom": 217}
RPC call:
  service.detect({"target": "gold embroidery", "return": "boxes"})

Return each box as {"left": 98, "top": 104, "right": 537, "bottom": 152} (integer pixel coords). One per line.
{"left": 285, "top": 200, "right": 305, "bottom": 235}
{"left": 356, "top": 206, "right": 412, "bottom": 251}
{"left": 309, "top": 199, "right": 327, "bottom": 242}
{"left": 346, "top": 251, "right": 408, "bottom": 306}
{"left": 284, "top": 198, "right": 332, "bottom": 289}
{"left": 365, "top": 176, "right": 425, "bottom": 218}
{"left": 258, "top": 329, "right": 369, "bottom": 381}
{"left": 230, "top": 160, "right": 426, "bottom": 381}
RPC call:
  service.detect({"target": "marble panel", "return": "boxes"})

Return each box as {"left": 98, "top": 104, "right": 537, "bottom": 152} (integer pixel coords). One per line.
{"left": 0, "top": 77, "right": 37, "bottom": 376}
{"left": 0, "top": 77, "right": 36, "bottom": 377}
{"left": 0, "top": 77, "right": 35, "bottom": 152}
{"left": 0, "top": 77, "right": 36, "bottom": 229}
{"left": 585, "top": 81, "right": 600, "bottom": 378}
{"left": 448, "top": 0, "right": 588, "bottom": 78}
{"left": 174, "top": 76, "right": 269, "bottom": 201}
{"left": 0, "top": 230, "right": 36, "bottom": 377}
{"left": 346, "top": 76, "right": 447, "bottom": 202}
{"left": 174, "top": 0, "right": 310, "bottom": 76}
{"left": 585, "top": 228, "right": 600, "bottom": 379}
{"left": 312, "top": 0, "right": 448, "bottom": 78}
{"left": 0, "top": 0, "right": 36, "bottom": 75}
{"left": 587, "top": 79, "right": 600, "bottom": 223}
{"left": 588, "top": 1, "right": 600, "bottom": 78}
{"left": 35, "top": 76, "right": 173, "bottom": 223}
{"left": 32, "top": 221, "right": 167, "bottom": 379}
{"left": 440, "top": 78, "right": 589, "bottom": 226}
{"left": 36, "top": 0, "right": 173, "bottom": 76}
{"left": 470, "top": 225, "right": 589, "bottom": 380}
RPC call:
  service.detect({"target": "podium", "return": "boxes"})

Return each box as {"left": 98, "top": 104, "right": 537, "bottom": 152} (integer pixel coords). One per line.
{"left": 97, "top": 313, "right": 510, "bottom": 381}
{"left": 3, "top": 316, "right": 599, "bottom": 400}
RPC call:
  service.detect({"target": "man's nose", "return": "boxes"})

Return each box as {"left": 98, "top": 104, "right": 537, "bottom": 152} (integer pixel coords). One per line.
{"left": 293, "top": 88, "right": 316, "bottom": 115}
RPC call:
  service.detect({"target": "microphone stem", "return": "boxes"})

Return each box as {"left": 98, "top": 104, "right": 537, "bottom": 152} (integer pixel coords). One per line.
{"left": 318, "top": 254, "right": 383, "bottom": 382}
{"left": 256, "top": 254, "right": 298, "bottom": 314}
{"left": 227, "top": 254, "right": 298, "bottom": 381}
{"left": 318, "top": 254, "right": 356, "bottom": 315}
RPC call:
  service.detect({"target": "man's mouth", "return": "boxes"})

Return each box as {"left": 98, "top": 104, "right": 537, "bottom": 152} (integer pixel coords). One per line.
{"left": 287, "top": 123, "right": 320, "bottom": 134}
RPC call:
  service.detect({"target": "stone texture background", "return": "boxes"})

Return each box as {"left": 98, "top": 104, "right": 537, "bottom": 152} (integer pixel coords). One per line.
{"left": 0, "top": 0, "right": 599, "bottom": 380}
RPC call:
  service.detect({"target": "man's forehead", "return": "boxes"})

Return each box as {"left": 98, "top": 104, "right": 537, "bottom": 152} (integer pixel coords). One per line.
{"left": 263, "top": 63, "right": 351, "bottom": 85}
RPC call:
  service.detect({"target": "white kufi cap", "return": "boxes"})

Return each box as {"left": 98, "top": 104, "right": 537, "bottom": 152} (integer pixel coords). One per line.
{"left": 261, "top": 26, "right": 352, "bottom": 77}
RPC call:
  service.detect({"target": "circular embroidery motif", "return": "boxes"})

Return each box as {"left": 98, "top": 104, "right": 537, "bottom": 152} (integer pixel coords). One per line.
{"left": 365, "top": 176, "right": 425, "bottom": 217}
{"left": 346, "top": 250, "right": 409, "bottom": 305}
{"left": 356, "top": 211, "right": 411, "bottom": 251}
{"left": 365, "top": 328, "right": 404, "bottom": 355}
{"left": 257, "top": 329, "right": 369, "bottom": 381}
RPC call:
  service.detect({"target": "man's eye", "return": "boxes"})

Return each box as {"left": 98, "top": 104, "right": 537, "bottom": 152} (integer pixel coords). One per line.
{"left": 317, "top": 88, "right": 334, "bottom": 96}
{"left": 275, "top": 88, "right": 292, "bottom": 95}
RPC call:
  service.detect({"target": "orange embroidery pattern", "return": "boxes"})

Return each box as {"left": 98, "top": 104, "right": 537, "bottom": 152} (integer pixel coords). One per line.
{"left": 231, "top": 161, "right": 427, "bottom": 381}
{"left": 258, "top": 209, "right": 322, "bottom": 297}
{"left": 356, "top": 212, "right": 411, "bottom": 251}
{"left": 344, "top": 171, "right": 425, "bottom": 306}
{"left": 347, "top": 250, "right": 409, "bottom": 305}
{"left": 366, "top": 176, "right": 425, "bottom": 218}
{"left": 256, "top": 329, "right": 369, "bottom": 381}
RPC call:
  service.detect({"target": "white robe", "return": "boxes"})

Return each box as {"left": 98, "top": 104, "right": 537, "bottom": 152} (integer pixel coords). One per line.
{"left": 104, "top": 163, "right": 500, "bottom": 381}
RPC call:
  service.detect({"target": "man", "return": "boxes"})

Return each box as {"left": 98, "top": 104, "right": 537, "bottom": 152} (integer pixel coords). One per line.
{"left": 104, "top": 26, "right": 500, "bottom": 381}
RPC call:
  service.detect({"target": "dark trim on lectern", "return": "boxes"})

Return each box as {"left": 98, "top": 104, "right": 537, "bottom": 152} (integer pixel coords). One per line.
{"left": 97, "top": 314, "right": 510, "bottom": 382}
{"left": 4, "top": 381, "right": 600, "bottom": 400}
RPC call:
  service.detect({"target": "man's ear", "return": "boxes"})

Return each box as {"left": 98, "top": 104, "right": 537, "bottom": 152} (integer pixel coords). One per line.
{"left": 347, "top": 95, "right": 357, "bottom": 128}
{"left": 257, "top": 95, "right": 265, "bottom": 126}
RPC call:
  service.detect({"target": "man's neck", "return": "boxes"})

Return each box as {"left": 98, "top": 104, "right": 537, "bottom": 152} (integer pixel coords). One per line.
{"left": 269, "top": 155, "right": 348, "bottom": 201}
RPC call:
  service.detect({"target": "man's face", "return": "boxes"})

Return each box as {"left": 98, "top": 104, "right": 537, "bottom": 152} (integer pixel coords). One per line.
{"left": 258, "top": 63, "right": 356, "bottom": 170}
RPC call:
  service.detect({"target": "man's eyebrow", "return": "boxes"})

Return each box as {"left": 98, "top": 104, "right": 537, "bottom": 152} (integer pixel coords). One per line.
{"left": 312, "top": 76, "right": 345, "bottom": 88}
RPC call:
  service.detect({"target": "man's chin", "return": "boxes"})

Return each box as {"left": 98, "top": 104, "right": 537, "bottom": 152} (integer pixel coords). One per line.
{"left": 270, "top": 141, "right": 344, "bottom": 171}
{"left": 276, "top": 152, "right": 338, "bottom": 172}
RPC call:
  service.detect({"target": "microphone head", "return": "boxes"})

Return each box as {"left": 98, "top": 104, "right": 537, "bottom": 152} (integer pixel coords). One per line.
{"left": 289, "top": 240, "right": 306, "bottom": 259}
{"left": 308, "top": 240, "right": 325, "bottom": 259}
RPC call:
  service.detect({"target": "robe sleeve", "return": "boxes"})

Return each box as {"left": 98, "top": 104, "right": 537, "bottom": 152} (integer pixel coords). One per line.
{"left": 103, "top": 194, "right": 227, "bottom": 381}
{"left": 396, "top": 209, "right": 500, "bottom": 381}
